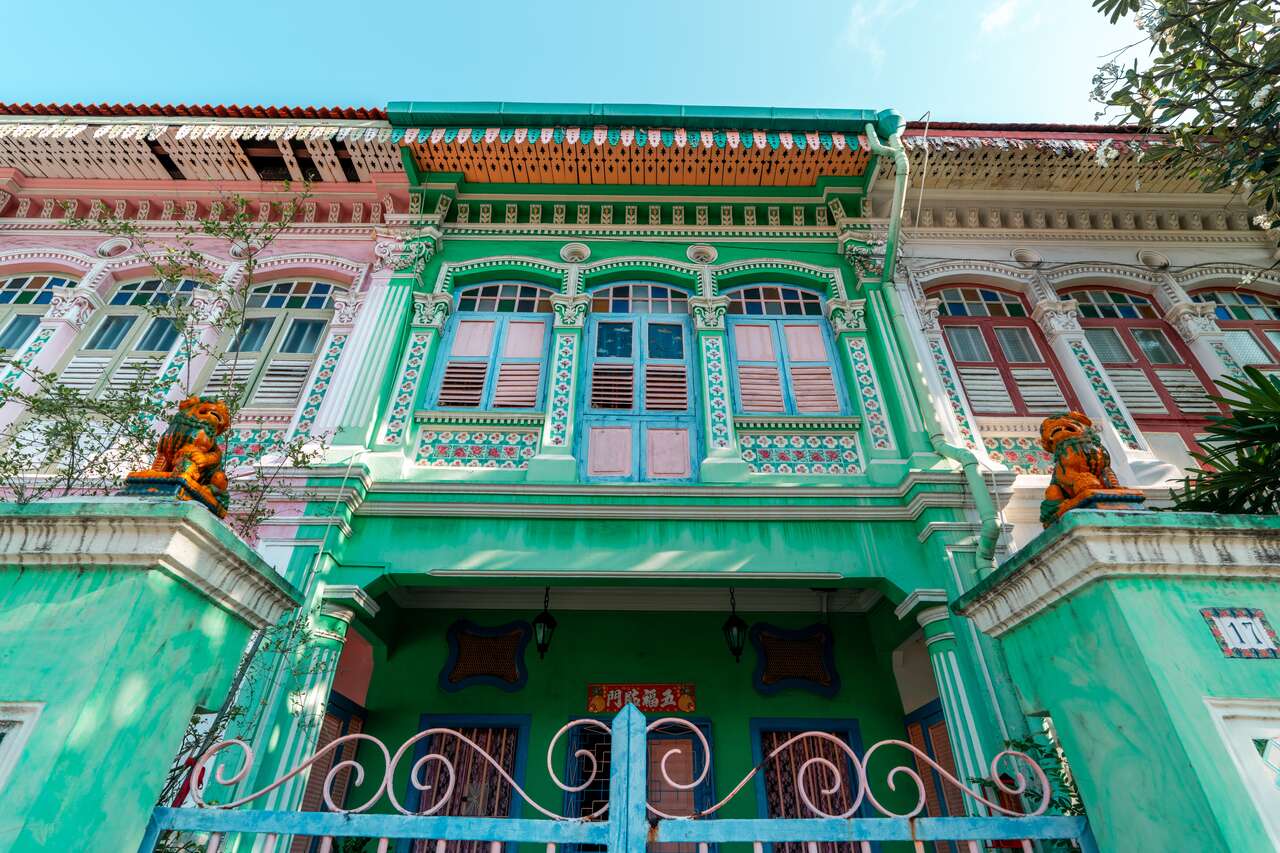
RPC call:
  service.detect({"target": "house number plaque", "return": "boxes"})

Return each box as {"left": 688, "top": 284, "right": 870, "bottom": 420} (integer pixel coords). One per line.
{"left": 1201, "top": 607, "right": 1279, "bottom": 659}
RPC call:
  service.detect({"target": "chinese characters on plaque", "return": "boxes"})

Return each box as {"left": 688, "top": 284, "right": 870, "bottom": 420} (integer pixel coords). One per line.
{"left": 1202, "top": 607, "right": 1279, "bottom": 659}
{"left": 587, "top": 683, "right": 696, "bottom": 713}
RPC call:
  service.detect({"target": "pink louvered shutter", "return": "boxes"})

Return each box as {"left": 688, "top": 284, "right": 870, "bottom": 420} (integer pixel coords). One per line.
{"left": 491, "top": 320, "right": 545, "bottom": 408}
{"left": 591, "top": 365, "right": 634, "bottom": 409}
{"left": 733, "top": 324, "right": 786, "bottom": 412}
{"left": 782, "top": 323, "right": 839, "bottom": 413}
{"left": 437, "top": 319, "right": 495, "bottom": 407}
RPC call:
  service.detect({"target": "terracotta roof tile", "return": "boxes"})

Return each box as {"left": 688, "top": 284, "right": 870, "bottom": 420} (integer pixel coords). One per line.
{"left": 0, "top": 102, "right": 387, "bottom": 121}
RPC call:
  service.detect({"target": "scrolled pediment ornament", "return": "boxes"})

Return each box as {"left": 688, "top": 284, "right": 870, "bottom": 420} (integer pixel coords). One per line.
{"left": 689, "top": 295, "right": 730, "bottom": 331}
{"left": 825, "top": 298, "right": 866, "bottom": 333}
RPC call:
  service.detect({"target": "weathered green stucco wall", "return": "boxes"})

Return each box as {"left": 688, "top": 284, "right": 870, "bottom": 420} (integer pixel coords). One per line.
{"left": 958, "top": 513, "right": 1280, "bottom": 853}
{"left": 346, "top": 606, "right": 923, "bottom": 846}
{"left": 0, "top": 501, "right": 300, "bottom": 853}
{"left": 997, "top": 577, "right": 1280, "bottom": 852}
{"left": 0, "top": 567, "right": 247, "bottom": 850}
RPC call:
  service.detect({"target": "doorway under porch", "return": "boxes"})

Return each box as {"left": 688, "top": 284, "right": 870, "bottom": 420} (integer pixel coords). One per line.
{"left": 298, "top": 584, "right": 980, "bottom": 852}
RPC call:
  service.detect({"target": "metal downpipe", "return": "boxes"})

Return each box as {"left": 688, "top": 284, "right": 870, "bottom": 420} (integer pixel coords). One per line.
{"left": 863, "top": 121, "right": 1000, "bottom": 573}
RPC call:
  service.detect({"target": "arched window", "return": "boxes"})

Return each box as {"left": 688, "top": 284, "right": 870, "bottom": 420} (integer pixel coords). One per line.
{"left": 1068, "top": 286, "right": 1222, "bottom": 443}
{"left": 1190, "top": 289, "right": 1280, "bottom": 368}
{"left": 725, "top": 285, "right": 842, "bottom": 414}
{"left": 931, "top": 285, "right": 1073, "bottom": 415}
{"left": 60, "top": 279, "right": 201, "bottom": 396}
{"left": 0, "top": 273, "right": 75, "bottom": 352}
{"left": 430, "top": 283, "right": 553, "bottom": 410}
{"left": 581, "top": 282, "right": 697, "bottom": 482}
{"left": 203, "top": 280, "right": 345, "bottom": 408}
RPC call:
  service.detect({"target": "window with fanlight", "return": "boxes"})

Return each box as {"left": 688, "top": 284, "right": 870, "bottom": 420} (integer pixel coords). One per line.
{"left": 0, "top": 273, "right": 76, "bottom": 353}
{"left": 199, "top": 280, "right": 345, "bottom": 409}
{"left": 931, "top": 285, "right": 1075, "bottom": 416}
{"left": 59, "top": 278, "right": 201, "bottom": 397}
{"left": 1190, "top": 289, "right": 1280, "bottom": 369}
{"left": 1068, "top": 286, "right": 1223, "bottom": 444}
{"left": 429, "top": 282, "right": 553, "bottom": 411}
{"left": 725, "top": 285, "right": 844, "bottom": 415}
{"left": 580, "top": 282, "right": 698, "bottom": 482}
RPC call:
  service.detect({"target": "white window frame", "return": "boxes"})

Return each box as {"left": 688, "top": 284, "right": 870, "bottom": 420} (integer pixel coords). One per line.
{"left": 59, "top": 279, "right": 199, "bottom": 397}
{"left": 200, "top": 280, "right": 346, "bottom": 410}
{"left": 0, "top": 273, "right": 76, "bottom": 353}
{"left": 0, "top": 701, "right": 44, "bottom": 791}
{"left": 1205, "top": 696, "right": 1280, "bottom": 848}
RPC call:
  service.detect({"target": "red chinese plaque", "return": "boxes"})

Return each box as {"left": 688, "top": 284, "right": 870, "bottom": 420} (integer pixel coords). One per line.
{"left": 587, "top": 683, "right": 695, "bottom": 714}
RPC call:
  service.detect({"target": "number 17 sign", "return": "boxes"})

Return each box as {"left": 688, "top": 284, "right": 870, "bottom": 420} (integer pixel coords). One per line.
{"left": 1202, "top": 608, "right": 1279, "bottom": 659}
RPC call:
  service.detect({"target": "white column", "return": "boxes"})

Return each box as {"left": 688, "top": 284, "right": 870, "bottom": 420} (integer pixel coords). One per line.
{"left": 918, "top": 606, "right": 989, "bottom": 816}
{"left": 1156, "top": 273, "right": 1244, "bottom": 385}
{"left": 1027, "top": 282, "right": 1162, "bottom": 483}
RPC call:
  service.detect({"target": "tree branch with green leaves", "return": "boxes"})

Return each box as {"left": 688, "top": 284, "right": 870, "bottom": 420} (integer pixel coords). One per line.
{"left": 1092, "top": 0, "right": 1280, "bottom": 230}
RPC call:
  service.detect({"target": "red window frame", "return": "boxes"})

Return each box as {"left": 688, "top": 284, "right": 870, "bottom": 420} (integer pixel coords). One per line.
{"left": 1189, "top": 288, "right": 1280, "bottom": 368}
{"left": 1066, "top": 286, "right": 1225, "bottom": 447}
{"left": 930, "top": 284, "right": 1079, "bottom": 417}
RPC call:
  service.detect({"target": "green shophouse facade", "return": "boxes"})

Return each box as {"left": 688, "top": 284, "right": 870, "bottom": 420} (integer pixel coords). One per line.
{"left": 16, "top": 98, "right": 1280, "bottom": 850}
{"left": 237, "top": 103, "right": 1018, "bottom": 834}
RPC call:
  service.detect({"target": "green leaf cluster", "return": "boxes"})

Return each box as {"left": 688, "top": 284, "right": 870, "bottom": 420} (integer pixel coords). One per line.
{"left": 1092, "top": 0, "right": 1280, "bottom": 222}
{"left": 1172, "top": 366, "right": 1280, "bottom": 513}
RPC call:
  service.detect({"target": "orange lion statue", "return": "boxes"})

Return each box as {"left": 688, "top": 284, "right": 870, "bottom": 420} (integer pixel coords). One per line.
{"left": 123, "top": 396, "right": 231, "bottom": 517}
{"left": 1039, "top": 411, "right": 1145, "bottom": 527}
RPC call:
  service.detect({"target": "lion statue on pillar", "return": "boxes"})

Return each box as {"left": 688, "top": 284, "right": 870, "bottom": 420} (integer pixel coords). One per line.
{"left": 122, "top": 396, "right": 231, "bottom": 517}
{"left": 1039, "top": 411, "right": 1145, "bottom": 527}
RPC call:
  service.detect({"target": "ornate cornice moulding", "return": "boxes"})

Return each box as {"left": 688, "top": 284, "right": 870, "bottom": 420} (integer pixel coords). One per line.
{"left": 955, "top": 514, "right": 1280, "bottom": 637}
{"left": 0, "top": 499, "right": 299, "bottom": 627}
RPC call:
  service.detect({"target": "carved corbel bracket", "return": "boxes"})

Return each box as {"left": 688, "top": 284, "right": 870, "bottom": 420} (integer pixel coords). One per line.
{"left": 1164, "top": 301, "right": 1221, "bottom": 342}
{"left": 374, "top": 227, "right": 442, "bottom": 276}
{"left": 412, "top": 292, "right": 453, "bottom": 330}
{"left": 1032, "top": 299, "right": 1082, "bottom": 336}
{"left": 550, "top": 292, "right": 591, "bottom": 329}
{"left": 825, "top": 298, "right": 867, "bottom": 333}
{"left": 45, "top": 291, "right": 100, "bottom": 329}
{"left": 689, "top": 295, "right": 730, "bottom": 331}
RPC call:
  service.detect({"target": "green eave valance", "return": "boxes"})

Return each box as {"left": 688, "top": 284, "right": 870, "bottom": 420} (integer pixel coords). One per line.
{"left": 387, "top": 101, "right": 902, "bottom": 138}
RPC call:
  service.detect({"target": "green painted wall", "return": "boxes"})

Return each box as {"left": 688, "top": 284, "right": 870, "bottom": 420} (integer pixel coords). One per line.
{"left": 347, "top": 606, "right": 923, "bottom": 849}
{"left": 328, "top": 512, "right": 956, "bottom": 603}
{"left": 0, "top": 567, "right": 253, "bottom": 852}
{"left": 996, "top": 574, "right": 1280, "bottom": 852}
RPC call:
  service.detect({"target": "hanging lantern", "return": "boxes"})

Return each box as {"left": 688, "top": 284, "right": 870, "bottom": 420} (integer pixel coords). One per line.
{"left": 532, "top": 586, "right": 557, "bottom": 659}
{"left": 722, "top": 587, "right": 748, "bottom": 663}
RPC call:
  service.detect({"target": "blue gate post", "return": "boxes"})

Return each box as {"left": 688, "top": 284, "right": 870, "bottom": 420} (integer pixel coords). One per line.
{"left": 607, "top": 704, "right": 649, "bottom": 853}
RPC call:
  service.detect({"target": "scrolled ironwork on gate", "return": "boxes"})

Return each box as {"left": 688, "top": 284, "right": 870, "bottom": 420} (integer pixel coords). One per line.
{"left": 139, "top": 705, "right": 1097, "bottom": 853}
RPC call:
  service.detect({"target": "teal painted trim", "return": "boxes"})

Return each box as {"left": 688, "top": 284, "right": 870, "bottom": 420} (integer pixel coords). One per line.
{"left": 954, "top": 510, "right": 1280, "bottom": 614}
{"left": 140, "top": 809, "right": 609, "bottom": 845}
{"left": 139, "top": 810, "right": 1093, "bottom": 849}
{"left": 607, "top": 704, "right": 648, "bottom": 853}
{"left": 655, "top": 816, "right": 1093, "bottom": 843}
{"left": 387, "top": 102, "right": 900, "bottom": 136}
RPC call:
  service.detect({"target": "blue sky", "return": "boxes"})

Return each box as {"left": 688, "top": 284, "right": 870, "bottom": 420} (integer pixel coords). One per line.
{"left": 4, "top": 0, "right": 1141, "bottom": 123}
